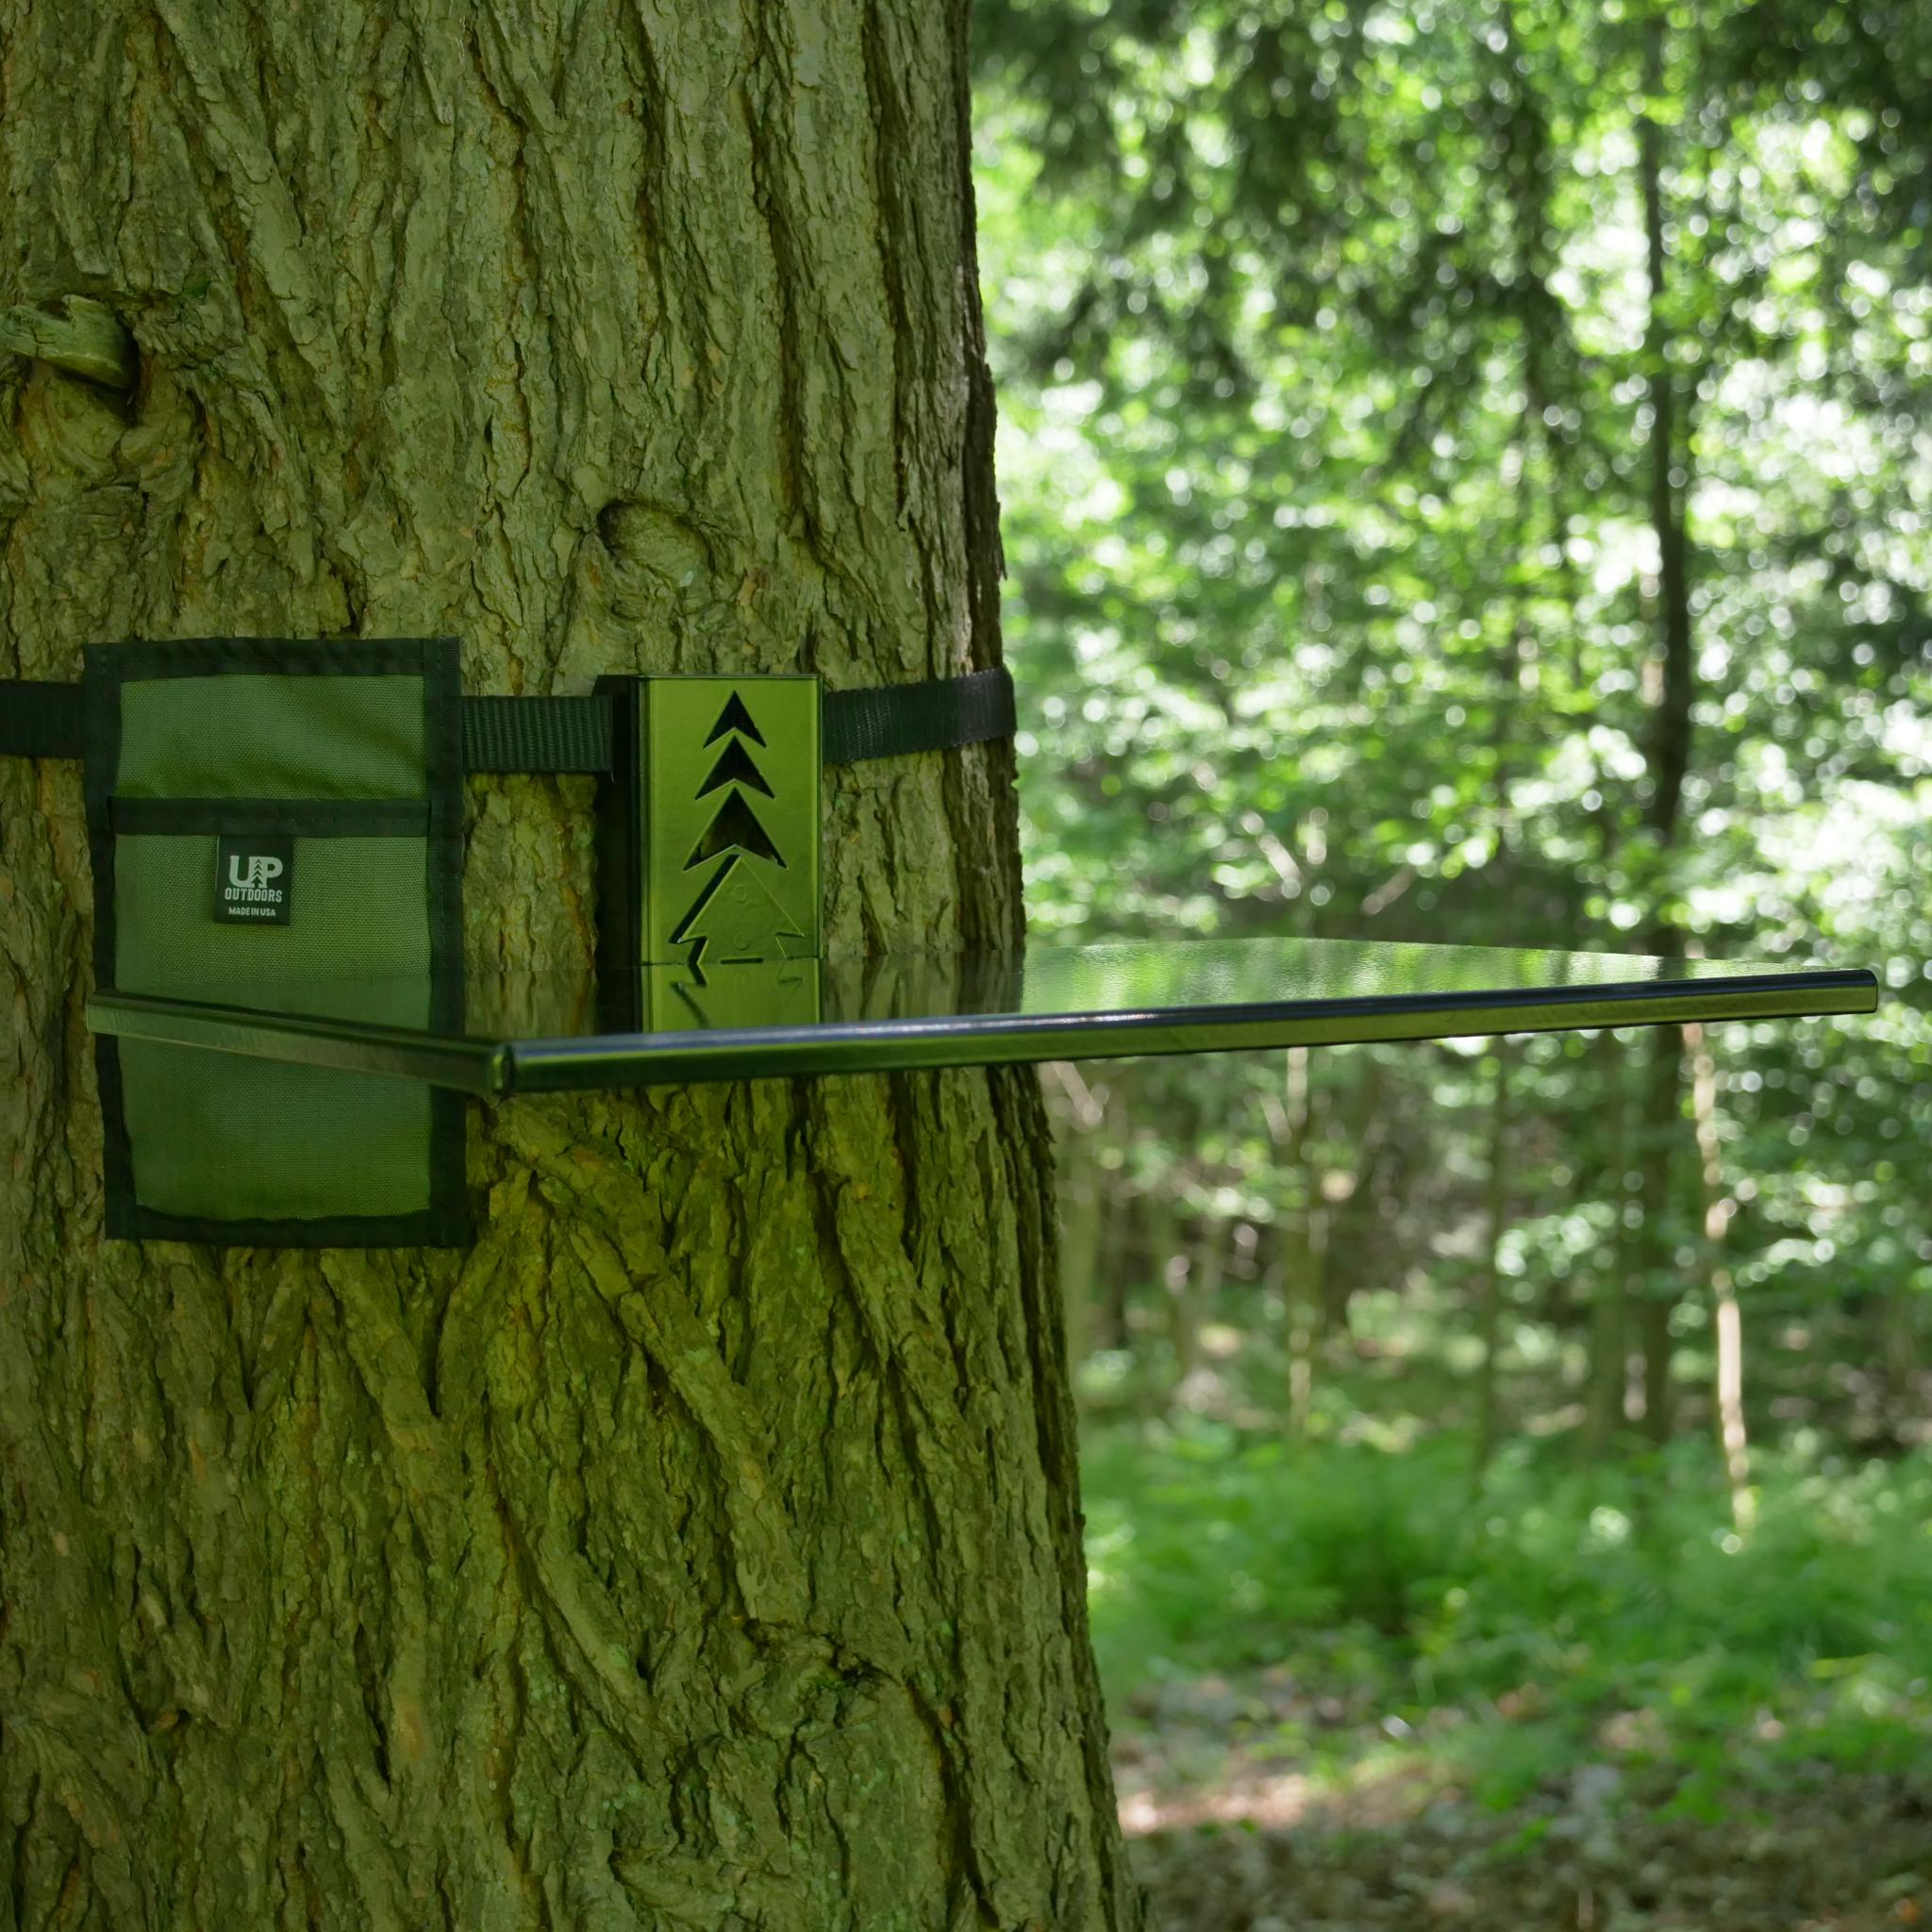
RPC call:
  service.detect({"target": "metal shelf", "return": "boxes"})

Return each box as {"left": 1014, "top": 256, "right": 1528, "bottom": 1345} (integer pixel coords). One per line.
{"left": 84, "top": 937, "right": 1879, "bottom": 1098}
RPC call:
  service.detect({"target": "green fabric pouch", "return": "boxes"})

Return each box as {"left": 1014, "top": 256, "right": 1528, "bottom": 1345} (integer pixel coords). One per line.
{"left": 85, "top": 640, "right": 468, "bottom": 1246}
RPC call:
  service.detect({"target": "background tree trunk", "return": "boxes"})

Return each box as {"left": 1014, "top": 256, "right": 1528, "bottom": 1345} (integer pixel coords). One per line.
{"left": 1279, "top": 1046, "right": 1321, "bottom": 1437}
{"left": 1631, "top": 28, "right": 1696, "bottom": 1452}
{"left": 1141, "top": 1191, "right": 1191, "bottom": 1400}
{"left": 1636, "top": 1031, "right": 1685, "bottom": 1444}
{"left": 0, "top": 3, "right": 1142, "bottom": 1925}
{"left": 1688, "top": 1024, "right": 1754, "bottom": 1532}
{"left": 1580, "top": 1031, "right": 1629, "bottom": 1461}
{"left": 1472, "top": 1040, "right": 1510, "bottom": 1476}
{"left": 1047, "top": 1062, "right": 1107, "bottom": 1368}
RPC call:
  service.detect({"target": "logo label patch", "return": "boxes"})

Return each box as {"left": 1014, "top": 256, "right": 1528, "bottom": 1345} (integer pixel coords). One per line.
{"left": 214, "top": 835, "right": 293, "bottom": 924}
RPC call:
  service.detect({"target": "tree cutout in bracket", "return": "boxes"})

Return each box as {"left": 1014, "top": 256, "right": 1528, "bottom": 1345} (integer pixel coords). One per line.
{"left": 669, "top": 854, "right": 808, "bottom": 971}
{"left": 698, "top": 737, "right": 774, "bottom": 798}
{"left": 681, "top": 691, "right": 787, "bottom": 872}
{"left": 672, "top": 691, "right": 795, "bottom": 966}
{"left": 704, "top": 691, "right": 766, "bottom": 747}
{"left": 685, "top": 789, "right": 783, "bottom": 868}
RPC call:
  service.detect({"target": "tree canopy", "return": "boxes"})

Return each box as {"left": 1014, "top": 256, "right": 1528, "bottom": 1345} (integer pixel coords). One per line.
{"left": 972, "top": 0, "right": 1932, "bottom": 1457}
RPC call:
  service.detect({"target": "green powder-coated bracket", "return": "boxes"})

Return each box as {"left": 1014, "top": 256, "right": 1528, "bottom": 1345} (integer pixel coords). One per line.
{"left": 594, "top": 675, "right": 823, "bottom": 1029}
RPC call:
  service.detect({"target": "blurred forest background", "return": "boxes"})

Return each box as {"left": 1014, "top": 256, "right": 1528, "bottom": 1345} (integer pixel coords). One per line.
{"left": 971, "top": 0, "right": 1932, "bottom": 1919}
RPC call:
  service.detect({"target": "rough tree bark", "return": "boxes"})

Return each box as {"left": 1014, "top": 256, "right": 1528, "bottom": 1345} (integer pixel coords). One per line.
{"left": 0, "top": 3, "right": 1142, "bottom": 1926}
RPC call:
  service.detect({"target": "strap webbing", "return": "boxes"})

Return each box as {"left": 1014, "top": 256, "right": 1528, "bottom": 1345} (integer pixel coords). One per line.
{"left": 0, "top": 679, "right": 84, "bottom": 759}
{"left": 462, "top": 695, "right": 612, "bottom": 774}
{"left": 824, "top": 667, "right": 1015, "bottom": 765}
{"left": 0, "top": 666, "right": 1017, "bottom": 772}
{"left": 458, "top": 667, "right": 1015, "bottom": 773}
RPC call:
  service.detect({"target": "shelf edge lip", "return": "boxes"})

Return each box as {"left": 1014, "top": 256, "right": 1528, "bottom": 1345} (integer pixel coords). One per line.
{"left": 502, "top": 967, "right": 1880, "bottom": 1093}
{"left": 85, "top": 990, "right": 511, "bottom": 1097}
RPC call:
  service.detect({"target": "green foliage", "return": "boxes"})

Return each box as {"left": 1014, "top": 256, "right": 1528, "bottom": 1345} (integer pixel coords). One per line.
{"left": 974, "top": 0, "right": 1932, "bottom": 1469}
{"left": 1084, "top": 1419, "right": 1932, "bottom": 1803}
{"left": 977, "top": 0, "right": 1932, "bottom": 945}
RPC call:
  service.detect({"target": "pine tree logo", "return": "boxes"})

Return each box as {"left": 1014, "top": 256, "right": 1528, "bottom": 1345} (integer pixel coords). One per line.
{"left": 669, "top": 691, "right": 804, "bottom": 966}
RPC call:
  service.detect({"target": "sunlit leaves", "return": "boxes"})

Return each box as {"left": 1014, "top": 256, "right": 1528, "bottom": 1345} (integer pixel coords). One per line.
{"left": 976, "top": 0, "right": 1932, "bottom": 1430}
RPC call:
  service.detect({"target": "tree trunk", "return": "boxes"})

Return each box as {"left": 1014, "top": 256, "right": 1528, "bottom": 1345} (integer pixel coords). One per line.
{"left": 1320, "top": 1059, "right": 1383, "bottom": 1339}
{"left": 0, "top": 5, "right": 1141, "bottom": 1926}
{"left": 1632, "top": 36, "right": 1695, "bottom": 1451}
{"left": 1192, "top": 1213, "right": 1227, "bottom": 1337}
{"left": 1688, "top": 1024, "right": 1754, "bottom": 1532}
{"left": 1636, "top": 1027, "right": 1684, "bottom": 1445}
{"left": 1473, "top": 1040, "right": 1510, "bottom": 1475}
{"left": 1142, "top": 1192, "right": 1194, "bottom": 1401}
{"left": 1091, "top": 1069, "right": 1134, "bottom": 1357}
{"left": 1049, "top": 1064, "right": 1107, "bottom": 1370}
{"left": 1095, "top": 1181, "right": 1130, "bottom": 1357}
{"left": 1580, "top": 1032, "right": 1629, "bottom": 1461}
{"left": 1280, "top": 1046, "right": 1323, "bottom": 1436}
{"left": 1639, "top": 46, "right": 1695, "bottom": 848}
{"left": 1884, "top": 1282, "right": 1919, "bottom": 1386}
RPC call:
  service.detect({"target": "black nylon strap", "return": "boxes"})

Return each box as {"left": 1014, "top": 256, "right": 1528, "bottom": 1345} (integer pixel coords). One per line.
{"left": 3, "top": 666, "right": 1017, "bottom": 773}
{"left": 0, "top": 680, "right": 85, "bottom": 758}
{"left": 462, "top": 694, "right": 612, "bottom": 773}
{"left": 458, "top": 666, "right": 1015, "bottom": 772}
{"left": 823, "top": 667, "right": 1016, "bottom": 765}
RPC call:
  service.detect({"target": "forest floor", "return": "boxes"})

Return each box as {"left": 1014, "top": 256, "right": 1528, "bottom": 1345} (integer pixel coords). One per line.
{"left": 1116, "top": 1673, "right": 1931, "bottom": 1932}
{"left": 1080, "top": 1424, "right": 1932, "bottom": 1928}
